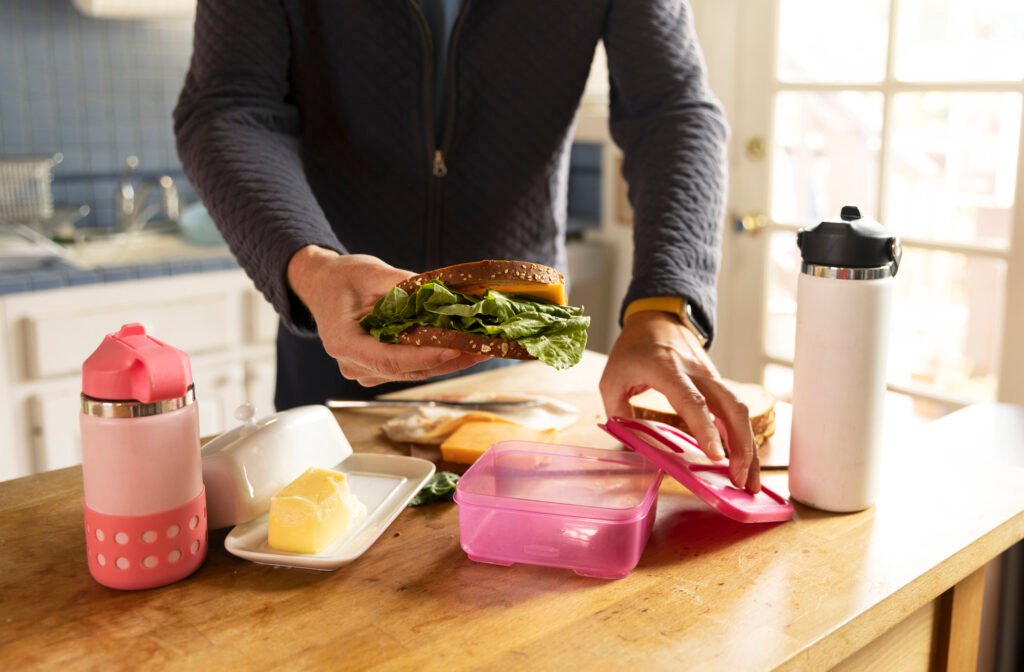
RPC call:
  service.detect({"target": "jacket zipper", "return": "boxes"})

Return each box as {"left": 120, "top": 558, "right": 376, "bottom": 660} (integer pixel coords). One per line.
{"left": 409, "top": 0, "right": 472, "bottom": 267}
{"left": 433, "top": 149, "right": 447, "bottom": 177}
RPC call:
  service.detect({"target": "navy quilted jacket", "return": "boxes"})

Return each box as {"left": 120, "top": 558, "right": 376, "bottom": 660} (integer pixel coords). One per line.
{"left": 174, "top": 0, "right": 728, "bottom": 340}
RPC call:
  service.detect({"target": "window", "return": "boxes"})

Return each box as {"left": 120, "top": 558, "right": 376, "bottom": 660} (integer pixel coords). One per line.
{"left": 760, "top": 0, "right": 1024, "bottom": 427}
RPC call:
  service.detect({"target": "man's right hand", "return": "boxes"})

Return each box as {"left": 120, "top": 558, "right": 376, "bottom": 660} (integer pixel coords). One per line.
{"left": 287, "top": 246, "right": 488, "bottom": 387}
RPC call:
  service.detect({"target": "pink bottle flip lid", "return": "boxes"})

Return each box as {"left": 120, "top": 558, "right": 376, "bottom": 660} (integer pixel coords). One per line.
{"left": 82, "top": 323, "right": 193, "bottom": 403}
{"left": 601, "top": 417, "right": 794, "bottom": 524}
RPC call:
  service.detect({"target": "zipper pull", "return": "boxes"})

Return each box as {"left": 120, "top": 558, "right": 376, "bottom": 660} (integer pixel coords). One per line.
{"left": 433, "top": 150, "right": 448, "bottom": 178}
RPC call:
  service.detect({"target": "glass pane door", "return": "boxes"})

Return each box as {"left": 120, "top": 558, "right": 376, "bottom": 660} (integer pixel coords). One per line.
{"left": 759, "top": 0, "right": 1024, "bottom": 428}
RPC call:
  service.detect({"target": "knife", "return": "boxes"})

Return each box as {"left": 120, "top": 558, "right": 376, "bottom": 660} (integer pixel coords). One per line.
{"left": 326, "top": 396, "right": 543, "bottom": 411}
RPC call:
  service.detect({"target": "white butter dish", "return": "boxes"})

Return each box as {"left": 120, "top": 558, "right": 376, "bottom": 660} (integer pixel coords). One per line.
{"left": 224, "top": 453, "right": 435, "bottom": 571}
{"left": 202, "top": 404, "right": 351, "bottom": 530}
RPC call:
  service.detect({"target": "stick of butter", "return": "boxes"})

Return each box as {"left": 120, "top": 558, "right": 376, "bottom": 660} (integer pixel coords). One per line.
{"left": 268, "top": 467, "right": 362, "bottom": 554}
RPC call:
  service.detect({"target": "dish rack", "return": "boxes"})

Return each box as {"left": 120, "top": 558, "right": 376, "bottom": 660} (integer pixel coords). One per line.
{"left": 0, "top": 153, "right": 63, "bottom": 222}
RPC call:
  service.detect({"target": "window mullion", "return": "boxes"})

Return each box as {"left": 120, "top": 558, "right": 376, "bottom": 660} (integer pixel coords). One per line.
{"left": 877, "top": 0, "right": 901, "bottom": 224}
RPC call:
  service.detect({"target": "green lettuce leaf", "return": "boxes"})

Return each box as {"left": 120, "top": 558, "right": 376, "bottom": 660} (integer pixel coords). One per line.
{"left": 408, "top": 472, "right": 460, "bottom": 507}
{"left": 359, "top": 280, "right": 590, "bottom": 370}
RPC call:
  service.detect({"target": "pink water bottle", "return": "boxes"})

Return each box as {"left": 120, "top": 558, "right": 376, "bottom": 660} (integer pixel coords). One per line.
{"left": 80, "top": 323, "right": 207, "bottom": 590}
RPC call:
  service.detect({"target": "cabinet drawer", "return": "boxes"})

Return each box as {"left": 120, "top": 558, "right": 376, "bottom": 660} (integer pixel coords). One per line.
{"left": 24, "top": 295, "right": 234, "bottom": 380}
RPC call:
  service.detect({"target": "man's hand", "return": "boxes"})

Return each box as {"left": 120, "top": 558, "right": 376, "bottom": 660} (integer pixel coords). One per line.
{"left": 287, "top": 246, "right": 488, "bottom": 386}
{"left": 600, "top": 311, "right": 761, "bottom": 493}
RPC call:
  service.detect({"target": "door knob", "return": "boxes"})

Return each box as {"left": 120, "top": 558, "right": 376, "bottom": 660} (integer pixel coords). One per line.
{"left": 734, "top": 212, "right": 768, "bottom": 235}
{"left": 745, "top": 137, "right": 766, "bottom": 162}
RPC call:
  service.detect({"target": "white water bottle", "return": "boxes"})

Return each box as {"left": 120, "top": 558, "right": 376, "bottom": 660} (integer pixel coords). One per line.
{"left": 789, "top": 206, "right": 902, "bottom": 512}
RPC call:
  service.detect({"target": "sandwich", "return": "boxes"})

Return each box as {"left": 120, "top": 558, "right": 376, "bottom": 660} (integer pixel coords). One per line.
{"left": 629, "top": 380, "right": 777, "bottom": 448}
{"left": 359, "top": 260, "right": 590, "bottom": 370}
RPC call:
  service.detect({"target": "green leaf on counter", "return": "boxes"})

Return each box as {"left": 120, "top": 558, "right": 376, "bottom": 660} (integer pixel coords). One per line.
{"left": 359, "top": 281, "right": 590, "bottom": 370}
{"left": 408, "top": 472, "right": 461, "bottom": 507}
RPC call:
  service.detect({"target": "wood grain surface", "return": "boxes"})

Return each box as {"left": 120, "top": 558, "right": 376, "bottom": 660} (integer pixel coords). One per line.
{"left": 1, "top": 352, "right": 1022, "bottom": 671}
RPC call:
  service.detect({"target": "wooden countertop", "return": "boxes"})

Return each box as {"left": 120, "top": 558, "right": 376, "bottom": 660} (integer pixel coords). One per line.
{"left": 1, "top": 351, "right": 1022, "bottom": 671}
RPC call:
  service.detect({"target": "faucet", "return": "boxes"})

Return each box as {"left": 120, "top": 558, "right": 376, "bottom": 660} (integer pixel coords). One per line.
{"left": 115, "top": 156, "right": 180, "bottom": 233}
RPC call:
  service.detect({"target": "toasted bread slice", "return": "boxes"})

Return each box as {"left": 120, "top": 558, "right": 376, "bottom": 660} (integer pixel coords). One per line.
{"left": 395, "top": 325, "right": 534, "bottom": 360}
{"left": 628, "top": 380, "right": 777, "bottom": 447}
{"left": 396, "top": 260, "right": 566, "bottom": 305}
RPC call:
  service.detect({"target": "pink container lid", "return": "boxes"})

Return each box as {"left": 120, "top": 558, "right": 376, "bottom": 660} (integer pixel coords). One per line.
{"left": 601, "top": 417, "right": 794, "bottom": 524}
{"left": 82, "top": 323, "right": 193, "bottom": 402}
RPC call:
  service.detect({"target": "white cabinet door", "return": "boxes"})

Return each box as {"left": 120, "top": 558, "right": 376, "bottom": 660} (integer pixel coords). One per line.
{"left": 191, "top": 359, "right": 247, "bottom": 438}
{"left": 28, "top": 386, "right": 84, "bottom": 472}
{"left": 248, "top": 291, "right": 279, "bottom": 345}
{"left": 246, "top": 358, "right": 277, "bottom": 418}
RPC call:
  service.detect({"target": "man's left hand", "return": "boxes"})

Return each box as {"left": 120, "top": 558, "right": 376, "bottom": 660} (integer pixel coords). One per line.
{"left": 600, "top": 311, "right": 761, "bottom": 493}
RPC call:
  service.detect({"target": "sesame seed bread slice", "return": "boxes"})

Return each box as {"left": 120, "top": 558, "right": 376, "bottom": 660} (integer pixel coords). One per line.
{"left": 395, "top": 325, "right": 535, "bottom": 361}
{"left": 396, "top": 260, "right": 564, "bottom": 294}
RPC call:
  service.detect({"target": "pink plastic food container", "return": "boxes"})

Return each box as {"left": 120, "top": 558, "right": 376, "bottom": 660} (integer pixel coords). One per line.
{"left": 455, "top": 418, "right": 794, "bottom": 580}
{"left": 80, "top": 323, "right": 207, "bottom": 590}
{"left": 454, "top": 441, "right": 664, "bottom": 579}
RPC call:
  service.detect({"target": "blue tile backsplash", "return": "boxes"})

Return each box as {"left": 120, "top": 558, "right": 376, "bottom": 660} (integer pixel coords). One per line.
{"left": 0, "top": 0, "right": 600, "bottom": 234}
{"left": 0, "top": 0, "right": 195, "bottom": 228}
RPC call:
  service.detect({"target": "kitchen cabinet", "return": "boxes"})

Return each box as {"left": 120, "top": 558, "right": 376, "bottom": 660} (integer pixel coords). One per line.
{"left": 0, "top": 270, "right": 278, "bottom": 481}
{"left": 27, "top": 385, "right": 83, "bottom": 473}
{"left": 190, "top": 357, "right": 248, "bottom": 438}
{"left": 71, "top": 0, "right": 194, "bottom": 19}
{"left": 245, "top": 358, "right": 278, "bottom": 421}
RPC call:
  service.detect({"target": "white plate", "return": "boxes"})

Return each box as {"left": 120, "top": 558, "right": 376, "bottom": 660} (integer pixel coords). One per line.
{"left": 224, "top": 453, "right": 435, "bottom": 570}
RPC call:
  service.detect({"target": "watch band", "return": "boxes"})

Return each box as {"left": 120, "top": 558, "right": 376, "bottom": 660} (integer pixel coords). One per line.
{"left": 623, "top": 296, "right": 709, "bottom": 347}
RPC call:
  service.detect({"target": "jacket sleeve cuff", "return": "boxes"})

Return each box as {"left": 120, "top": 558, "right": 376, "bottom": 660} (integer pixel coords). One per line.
{"left": 233, "top": 231, "right": 347, "bottom": 338}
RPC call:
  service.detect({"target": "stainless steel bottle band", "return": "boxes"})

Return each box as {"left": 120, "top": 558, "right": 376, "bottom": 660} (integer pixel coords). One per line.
{"left": 801, "top": 263, "right": 896, "bottom": 280}
{"left": 81, "top": 385, "right": 195, "bottom": 418}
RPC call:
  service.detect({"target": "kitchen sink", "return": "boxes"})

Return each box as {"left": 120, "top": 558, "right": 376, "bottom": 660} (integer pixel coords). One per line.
{"left": 72, "top": 218, "right": 181, "bottom": 242}
{"left": 65, "top": 229, "right": 231, "bottom": 269}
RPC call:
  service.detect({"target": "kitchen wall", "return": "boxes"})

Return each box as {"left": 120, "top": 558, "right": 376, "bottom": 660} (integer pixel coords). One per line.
{"left": 0, "top": 0, "right": 600, "bottom": 231}
{"left": 0, "top": 0, "right": 195, "bottom": 228}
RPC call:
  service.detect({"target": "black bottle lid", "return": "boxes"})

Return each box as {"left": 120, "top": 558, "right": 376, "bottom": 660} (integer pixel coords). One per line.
{"left": 797, "top": 206, "right": 901, "bottom": 274}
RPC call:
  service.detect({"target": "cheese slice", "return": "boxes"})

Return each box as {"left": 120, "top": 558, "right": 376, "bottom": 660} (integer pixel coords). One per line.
{"left": 441, "top": 421, "right": 557, "bottom": 465}
{"left": 268, "top": 467, "right": 360, "bottom": 554}
{"left": 458, "top": 282, "right": 567, "bottom": 306}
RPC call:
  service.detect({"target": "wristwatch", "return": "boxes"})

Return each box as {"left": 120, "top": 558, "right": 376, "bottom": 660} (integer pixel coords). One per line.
{"left": 623, "top": 296, "right": 710, "bottom": 348}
